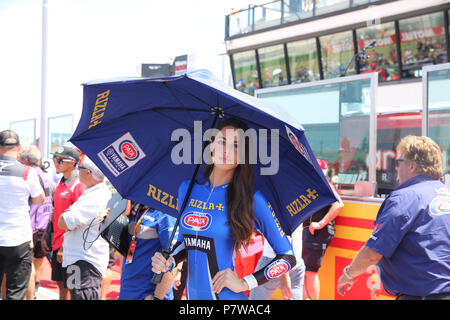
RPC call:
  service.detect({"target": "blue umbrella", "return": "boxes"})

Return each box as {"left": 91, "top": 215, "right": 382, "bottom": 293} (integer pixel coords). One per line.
{"left": 70, "top": 70, "right": 338, "bottom": 279}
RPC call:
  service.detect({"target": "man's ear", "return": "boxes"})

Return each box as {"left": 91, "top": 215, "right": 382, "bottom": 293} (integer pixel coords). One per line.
{"left": 409, "top": 160, "right": 418, "bottom": 173}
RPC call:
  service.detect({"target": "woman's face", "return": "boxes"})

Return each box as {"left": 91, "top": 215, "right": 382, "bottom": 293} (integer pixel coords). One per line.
{"left": 210, "top": 125, "right": 241, "bottom": 171}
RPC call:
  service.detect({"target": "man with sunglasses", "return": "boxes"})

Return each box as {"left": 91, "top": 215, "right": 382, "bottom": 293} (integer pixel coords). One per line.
{"left": 41, "top": 146, "right": 85, "bottom": 300}
{"left": 337, "top": 136, "right": 450, "bottom": 300}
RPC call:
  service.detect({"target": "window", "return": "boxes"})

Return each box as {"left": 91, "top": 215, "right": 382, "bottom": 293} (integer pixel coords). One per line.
{"left": 287, "top": 38, "right": 320, "bottom": 83}
{"left": 257, "top": 76, "right": 375, "bottom": 197}
{"left": 257, "top": 45, "right": 288, "bottom": 88}
{"left": 426, "top": 67, "right": 450, "bottom": 181}
{"left": 320, "top": 30, "right": 355, "bottom": 79}
{"left": 315, "top": 0, "right": 350, "bottom": 16}
{"left": 228, "top": 9, "right": 251, "bottom": 37}
{"left": 356, "top": 21, "right": 400, "bottom": 82}
{"left": 399, "top": 12, "right": 448, "bottom": 78}
{"left": 283, "top": 0, "right": 314, "bottom": 23}
{"left": 232, "top": 50, "right": 259, "bottom": 96}
{"left": 253, "top": 2, "right": 282, "bottom": 31}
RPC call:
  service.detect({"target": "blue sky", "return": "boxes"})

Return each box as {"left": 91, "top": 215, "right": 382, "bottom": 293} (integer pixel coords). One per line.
{"left": 0, "top": 0, "right": 254, "bottom": 133}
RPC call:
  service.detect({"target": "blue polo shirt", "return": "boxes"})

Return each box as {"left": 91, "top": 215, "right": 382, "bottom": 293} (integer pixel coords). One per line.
{"left": 366, "top": 175, "right": 450, "bottom": 296}
{"left": 119, "top": 208, "right": 176, "bottom": 300}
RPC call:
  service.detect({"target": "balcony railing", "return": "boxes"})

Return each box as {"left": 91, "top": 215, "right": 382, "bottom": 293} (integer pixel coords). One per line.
{"left": 225, "top": 0, "right": 391, "bottom": 39}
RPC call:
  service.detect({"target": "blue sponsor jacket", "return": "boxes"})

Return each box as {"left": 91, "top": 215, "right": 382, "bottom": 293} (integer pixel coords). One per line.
{"left": 366, "top": 175, "right": 450, "bottom": 296}
{"left": 119, "top": 208, "right": 176, "bottom": 300}
{"left": 173, "top": 179, "right": 295, "bottom": 300}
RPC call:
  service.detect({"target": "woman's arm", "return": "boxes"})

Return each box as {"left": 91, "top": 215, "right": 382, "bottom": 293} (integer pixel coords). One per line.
{"left": 212, "top": 192, "right": 297, "bottom": 294}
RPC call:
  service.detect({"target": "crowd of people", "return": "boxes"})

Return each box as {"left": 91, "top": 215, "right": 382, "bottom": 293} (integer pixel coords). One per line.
{"left": 0, "top": 126, "right": 449, "bottom": 301}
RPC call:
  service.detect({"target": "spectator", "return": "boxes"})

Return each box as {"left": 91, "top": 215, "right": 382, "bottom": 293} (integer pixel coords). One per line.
{"left": 303, "top": 158, "right": 343, "bottom": 300}
{"left": 0, "top": 130, "right": 44, "bottom": 300}
{"left": 249, "top": 226, "right": 305, "bottom": 300}
{"left": 58, "top": 156, "right": 111, "bottom": 300}
{"left": 19, "top": 145, "right": 55, "bottom": 300}
{"left": 41, "top": 146, "right": 85, "bottom": 300}
{"left": 119, "top": 202, "right": 178, "bottom": 300}
{"left": 337, "top": 136, "right": 450, "bottom": 300}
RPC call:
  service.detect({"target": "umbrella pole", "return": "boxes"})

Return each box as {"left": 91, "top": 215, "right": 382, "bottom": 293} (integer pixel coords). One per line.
{"left": 152, "top": 113, "right": 220, "bottom": 285}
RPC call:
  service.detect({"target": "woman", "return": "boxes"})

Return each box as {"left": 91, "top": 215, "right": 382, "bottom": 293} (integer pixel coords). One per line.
{"left": 152, "top": 118, "right": 296, "bottom": 300}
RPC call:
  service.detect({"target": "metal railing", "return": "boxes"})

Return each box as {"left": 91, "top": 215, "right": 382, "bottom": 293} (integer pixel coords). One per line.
{"left": 226, "top": 0, "right": 390, "bottom": 39}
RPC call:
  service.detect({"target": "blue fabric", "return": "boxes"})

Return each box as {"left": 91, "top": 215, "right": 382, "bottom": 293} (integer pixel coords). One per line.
{"left": 70, "top": 70, "right": 338, "bottom": 236}
{"left": 365, "top": 176, "right": 450, "bottom": 296}
{"left": 119, "top": 209, "right": 176, "bottom": 300}
{"left": 177, "top": 179, "right": 294, "bottom": 300}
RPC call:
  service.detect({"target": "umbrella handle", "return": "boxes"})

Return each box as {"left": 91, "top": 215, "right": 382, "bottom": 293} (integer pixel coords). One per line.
{"left": 151, "top": 249, "right": 171, "bottom": 285}
{"left": 151, "top": 114, "right": 221, "bottom": 286}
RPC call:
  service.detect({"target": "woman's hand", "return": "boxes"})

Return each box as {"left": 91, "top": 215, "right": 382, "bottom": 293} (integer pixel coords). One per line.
{"left": 212, "top": 268, "right": 248, "bottom": 294}
{"left": 151, "top": 252, "right": 175, "bottom": 274}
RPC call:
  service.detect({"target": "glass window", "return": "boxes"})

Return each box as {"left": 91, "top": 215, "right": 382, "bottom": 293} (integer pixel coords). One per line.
{"left": 9, "top": 119, "right": 36, "bottom": 147}
{"left": 48, "top": 114, "right": 73, "bottom": 159}
{"left": 228, "top": 9, "right": 251, "bottom": 37}
{"left": 352, "top": 0, "right": 370, "bottom": 6}
{"left": 283, "top": 0, "right": 314, "bottom": 23}
{"left": 376, "top": 112, "right": 421, "bottom": 195}
{"left": 287, "top": 38, "right": 320, "bottom": 83}
{"left": 320, "top": 31, "right": 355, "bottom": 79}
{"left": 253, "top": 2, "right": 282, "bottom": 31}
{"left": 315, "top": 0, "right": 350, "bottom": 16}
{"left": 399, "top": 12, "right": 448, "bottom": 78}
{"left": 356, "top": 22, "right": 400, "bottom": 82}
{"left": 427, "top": 67, "right": 450, "bottom": 182}
{"left": 257, "top": 77, "right": 375, "bottom": 197}
{"left": 232, "top": 50, "right": 260, "bottom": 96}
{"left": 257, "top": 45, "right": 288, "bottom": 88}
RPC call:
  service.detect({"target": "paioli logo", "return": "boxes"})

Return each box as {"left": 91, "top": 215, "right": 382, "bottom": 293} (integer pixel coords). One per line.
{"left": 182, "top": 212, "right": 212, "bottom": 231}
{"left": 119, "top": 140, "right": 139, "bottom": 161}
{"left": 264, "top": 259, "right": 291, "bottom": 280}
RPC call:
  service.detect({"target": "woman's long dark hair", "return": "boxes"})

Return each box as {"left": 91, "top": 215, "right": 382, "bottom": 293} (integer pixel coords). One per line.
{"left": 204, "top": 118, "right": 258, "bottom": 251}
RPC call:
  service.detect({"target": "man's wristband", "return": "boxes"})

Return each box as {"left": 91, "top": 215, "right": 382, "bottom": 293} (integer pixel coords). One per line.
{"left": 343, "top": 266, "right": 355, "bottom": 280}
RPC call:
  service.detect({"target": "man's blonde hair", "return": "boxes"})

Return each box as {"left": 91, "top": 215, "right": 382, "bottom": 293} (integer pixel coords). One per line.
{"left": 396, "top": 135, "right": 443, "bottom": 180}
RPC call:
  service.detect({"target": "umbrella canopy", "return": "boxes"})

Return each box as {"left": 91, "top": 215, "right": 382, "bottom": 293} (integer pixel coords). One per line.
{"left": 70, "top": 69, "right": 338, "bottom": 236}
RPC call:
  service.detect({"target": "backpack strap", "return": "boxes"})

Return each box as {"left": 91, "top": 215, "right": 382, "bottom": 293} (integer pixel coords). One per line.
{"left": 23, "top": 165, "right": 30, "bottom": 181}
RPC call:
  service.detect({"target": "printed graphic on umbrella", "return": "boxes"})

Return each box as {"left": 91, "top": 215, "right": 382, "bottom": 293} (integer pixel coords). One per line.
{"left": 70, "top": 70, "right": 338, "bottom": 277}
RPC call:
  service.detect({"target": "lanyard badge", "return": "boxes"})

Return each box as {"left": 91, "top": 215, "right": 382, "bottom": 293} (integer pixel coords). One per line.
{"left": 125, "top": 208, "right": 149, "bottom": 264}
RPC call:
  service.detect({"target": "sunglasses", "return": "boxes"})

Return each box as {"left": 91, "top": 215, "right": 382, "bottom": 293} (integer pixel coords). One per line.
{"left": 53, "top": 157, "right": 74, "bottom": 164}
{"left": 395, "top": 159, "right": 406, "bottom": 167}
{"left": 78, "top": 165, "right": 90, "bottom": 171}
